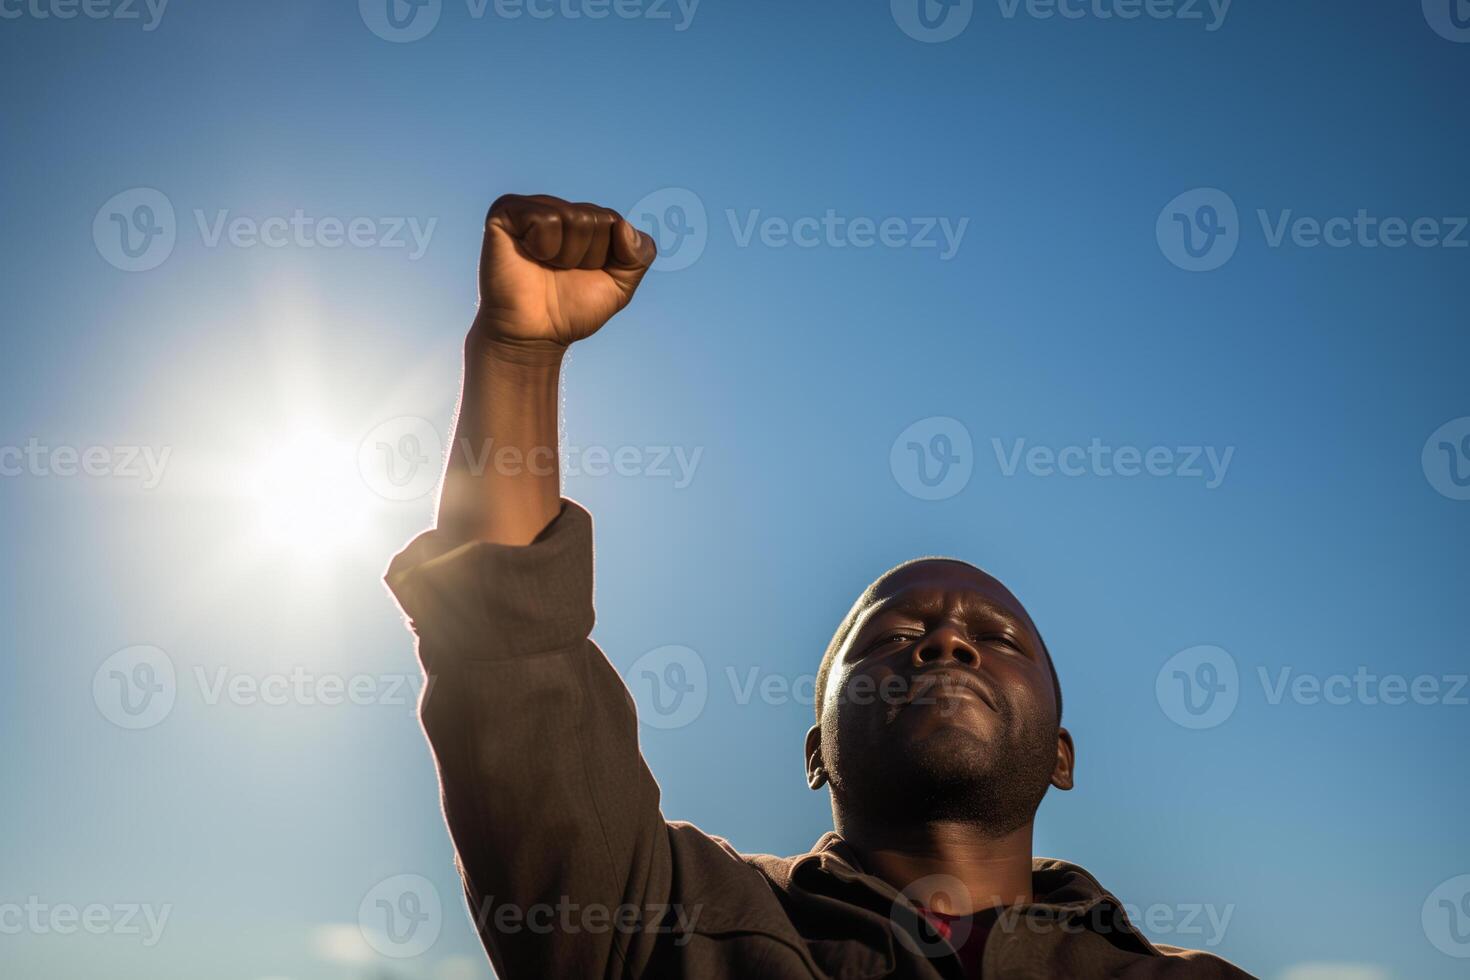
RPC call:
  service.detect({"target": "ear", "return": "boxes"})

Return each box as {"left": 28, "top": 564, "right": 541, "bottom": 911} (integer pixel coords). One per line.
{"left": 804, "top": 725, "right": 827, "bottom": 790}
{"left": 1050, "top": 727, "right": 1075, "bottom": 792}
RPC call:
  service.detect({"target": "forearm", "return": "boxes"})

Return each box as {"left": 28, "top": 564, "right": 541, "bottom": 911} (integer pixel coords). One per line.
{"left": 436, "top": 335, "right": 565, "bottom": 546}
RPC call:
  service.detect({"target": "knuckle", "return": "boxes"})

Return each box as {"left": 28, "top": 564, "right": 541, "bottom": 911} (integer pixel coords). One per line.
{"left": 486, "top": 193, "right": 521, "bottom": 219}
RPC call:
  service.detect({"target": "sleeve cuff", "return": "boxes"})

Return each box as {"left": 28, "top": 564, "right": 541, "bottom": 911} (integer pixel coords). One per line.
{"left": 384, "top": 498, "right": 596, "bottom": 661}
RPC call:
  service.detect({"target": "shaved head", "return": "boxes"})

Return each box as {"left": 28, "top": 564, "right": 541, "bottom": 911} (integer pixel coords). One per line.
{"left": 806, "top": 556, "right": 1071, "bottom": 835}
{"left": 814, "top": 557, "right": 1062, "bottom": 727}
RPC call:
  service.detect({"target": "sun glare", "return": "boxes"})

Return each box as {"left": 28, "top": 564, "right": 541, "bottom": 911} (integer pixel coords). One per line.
{"left": 251, "top": 428, "right": 370, "bottom": 556}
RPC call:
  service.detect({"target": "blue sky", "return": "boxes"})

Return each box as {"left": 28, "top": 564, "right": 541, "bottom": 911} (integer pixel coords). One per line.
{"left": 2, "top": 2, "right": 1468, "bottom": 979}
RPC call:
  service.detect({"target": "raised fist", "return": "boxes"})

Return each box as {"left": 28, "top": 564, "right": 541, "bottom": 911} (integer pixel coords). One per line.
{"left": 472, "top": 193, "right": 657, "bottom": 350}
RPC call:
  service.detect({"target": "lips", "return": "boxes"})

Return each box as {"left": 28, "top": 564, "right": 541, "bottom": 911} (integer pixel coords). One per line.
{"left": 905, "top": 669, "right": 997, "bottom": 712}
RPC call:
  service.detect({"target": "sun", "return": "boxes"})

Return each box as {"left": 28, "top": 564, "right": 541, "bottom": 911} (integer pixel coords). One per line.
{"left": 250, "top": 427, "right": 371, "bottom": 556}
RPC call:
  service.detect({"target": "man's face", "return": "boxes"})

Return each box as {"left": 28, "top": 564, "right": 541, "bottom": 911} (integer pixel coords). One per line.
{"left": 811, "top": 560, "right": 1072, "bottom": 834}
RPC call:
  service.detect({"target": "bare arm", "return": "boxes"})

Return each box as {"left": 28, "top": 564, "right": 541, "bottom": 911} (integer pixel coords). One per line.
{"left": 436, "top": 193, "right": 655, "bottom": 545}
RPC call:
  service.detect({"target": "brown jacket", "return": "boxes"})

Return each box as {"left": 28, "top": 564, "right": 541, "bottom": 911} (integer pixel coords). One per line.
{"left": 386, "top": 500, "right": 1254, "bottom": 979}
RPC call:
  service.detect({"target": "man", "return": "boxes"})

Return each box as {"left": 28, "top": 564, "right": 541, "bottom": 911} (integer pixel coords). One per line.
{"left": 386, "top": 194, "right": 1253, "bottom": 978}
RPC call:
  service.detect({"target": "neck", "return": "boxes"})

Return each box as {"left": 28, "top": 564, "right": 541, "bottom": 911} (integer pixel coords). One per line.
{"left": 834, "top": 812, "right": 1036, "bottom": 915}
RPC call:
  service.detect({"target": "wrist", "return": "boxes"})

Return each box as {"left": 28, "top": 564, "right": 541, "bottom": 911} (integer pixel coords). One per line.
{"left": 464, "top": 331, "right": 567, "bottom": 374}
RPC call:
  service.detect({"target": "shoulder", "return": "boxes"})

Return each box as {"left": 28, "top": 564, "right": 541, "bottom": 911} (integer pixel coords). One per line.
{"left": 1149, "top": 943, "right": 1258, "bottom": 978}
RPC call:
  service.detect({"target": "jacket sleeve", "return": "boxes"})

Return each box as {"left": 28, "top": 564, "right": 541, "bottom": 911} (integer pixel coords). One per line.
{"left": 385, "top": 499, "right": 677, "bottom": 980}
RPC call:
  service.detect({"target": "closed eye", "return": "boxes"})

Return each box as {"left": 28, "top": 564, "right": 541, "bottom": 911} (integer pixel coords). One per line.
{"left": 868, "top": 630, "right": 921, "bottom": 652}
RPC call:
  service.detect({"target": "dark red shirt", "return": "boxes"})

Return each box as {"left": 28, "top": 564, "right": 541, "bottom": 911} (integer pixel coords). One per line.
{"left": 918, "top": 906, "right": 1002, "bottom": 979}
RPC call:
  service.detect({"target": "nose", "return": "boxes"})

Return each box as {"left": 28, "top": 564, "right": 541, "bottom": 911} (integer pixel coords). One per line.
{"left": 910, "top": 624, "right": 980, "bottom": 670}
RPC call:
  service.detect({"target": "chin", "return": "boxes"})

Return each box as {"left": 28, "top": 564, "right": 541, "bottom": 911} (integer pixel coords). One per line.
{"left": 904, "top": 724, "right": 995, "bottom": 780}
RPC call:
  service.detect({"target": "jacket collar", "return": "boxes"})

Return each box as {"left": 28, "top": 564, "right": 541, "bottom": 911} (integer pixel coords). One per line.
{"left": 790, "top": 832, "right": 1160, "bottom": 957}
